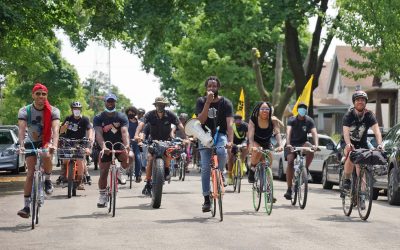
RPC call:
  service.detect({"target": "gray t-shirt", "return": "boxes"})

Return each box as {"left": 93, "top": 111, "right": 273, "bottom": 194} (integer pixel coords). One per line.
{"left": 18, "top": 104, "right": 60, "bottom": 143}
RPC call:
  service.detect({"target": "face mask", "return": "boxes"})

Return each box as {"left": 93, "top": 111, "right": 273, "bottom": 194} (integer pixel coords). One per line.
{"left": 298, "top": 108, "right": 307, "bottom": 117}
{"left": 105, "top": 106, "right": 116, "bottom": 113}
{"left": 73, "top": 110, "right": 81, "bottom": 117}
{"left": 128, "top": 114, "right": 136, "bottom": 119}
{"left": 156, "top": 105, "right": 165, "bottom": 113}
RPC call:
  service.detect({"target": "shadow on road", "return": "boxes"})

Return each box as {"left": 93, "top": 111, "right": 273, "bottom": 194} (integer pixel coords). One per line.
{"left": 0, "top": 223, "right": 34, "bottom": 232}
{"left": 118, "top": 203, "right": 154, "bottom": 210}
{"left": 317, "top": 214, "right": 369, "bottom": 223}
{"left": 154, "top": 216, "right": 216, "bottom": 224}
{"left": 59, "top": 212, "right": 112, "bottom": 220}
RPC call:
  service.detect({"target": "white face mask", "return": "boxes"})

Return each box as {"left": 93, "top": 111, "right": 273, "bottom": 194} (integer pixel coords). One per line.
{"left": 73, "top": 110, "right": 81, "bottom": 117}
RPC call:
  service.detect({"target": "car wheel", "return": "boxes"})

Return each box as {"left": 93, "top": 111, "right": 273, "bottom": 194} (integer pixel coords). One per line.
{"left": 372, "top": 188, "right": 380, "bottom": 200}
{"left": 322, "top": 164, "right": 333, "bottom": 190}
{"left": 278, "top": 159, "right": 286, "bottom": 181}
{"left": 388, "top": 167, "right": 400, "bottom": 205}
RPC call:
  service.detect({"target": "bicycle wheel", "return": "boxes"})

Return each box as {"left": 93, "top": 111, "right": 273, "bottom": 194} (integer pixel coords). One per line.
{"left": 180, "top": 159, "right": 186, "bottom": 181}
{"left": 357, "top": 167, "right": 373, "bottom": 221}
{"left": 232, "top": 158, "right": 238, "bottom": 192}
{"left": 129, "top": 160, "right": 134, "bottom": 189}
{"left": 291, "top": 170, "right": 298, "bottom": 206}
{"left": 252, "top": 165, "right": 262, "bottom": 211}
{"left": 217, "top": 170, "right": 223, "bottom": 221}
{"left": 237, "top": 159, "right": 242, "bottom": 193}
{"left": 31, "top": 173, "right": 39, "bottom": 229}
{"left": 36, "top": 174, "right": 44, "bottom": 225}
{"left": 210, "top": 170, "right": 216, "bottom": 217}
{"left": 298, "top": 167, "right": 308, "bottom": 209}
{"left": 341, "top": 168, "right": 354, "bottom": 216}
{"left": 112, "top": 166, "right": 117, "bottom": 217}
{"left": 151, "top": 158, "right": 164, "bottom": 208}
{"left": 264, "top": 166, "right": 274, "bottom": 215}
{"left": 67, "top": 160, "right": 74, "bottom": 198}
{"left": 108, "top": 170, "right": 113, "bottom": 214}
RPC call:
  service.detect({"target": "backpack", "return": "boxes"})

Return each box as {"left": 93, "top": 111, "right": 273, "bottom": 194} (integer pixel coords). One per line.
{"left": 350, "top": 149, "right": 387, "bottom": 165}
{"left": 26, "top": 104, "right": 32, "bottom": 125}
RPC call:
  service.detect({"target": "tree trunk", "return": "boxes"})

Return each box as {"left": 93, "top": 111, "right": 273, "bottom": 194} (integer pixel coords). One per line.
{"left": 272, "top": 42, "right": 283, "bottom": 106}
{"left": 251, "top": 48, "right": 270, "bottom": 101}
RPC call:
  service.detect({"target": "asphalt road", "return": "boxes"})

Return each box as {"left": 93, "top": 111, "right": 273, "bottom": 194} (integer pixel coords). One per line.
{"left": 0, "top": 164, "right": 399, "bottom": 250}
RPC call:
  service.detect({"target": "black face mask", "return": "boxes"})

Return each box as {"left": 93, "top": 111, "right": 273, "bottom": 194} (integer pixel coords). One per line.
{"left": 128, "top": 114, "right": 136, "bottom": 119}
{"left": 156, "top": 105, "right": 165, "bottom": 113}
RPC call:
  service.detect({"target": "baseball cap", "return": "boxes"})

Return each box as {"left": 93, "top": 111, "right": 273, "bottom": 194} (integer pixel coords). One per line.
{"left": 104, "top": 93, "right": 117, "bottom": 102}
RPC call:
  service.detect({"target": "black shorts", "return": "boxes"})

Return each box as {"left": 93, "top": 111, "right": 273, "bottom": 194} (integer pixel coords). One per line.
{"left": 100, "top": 143, "right": 125, "bottom": 163}
{"left": 24, "top": 141, "right": 43, "bottom": 157}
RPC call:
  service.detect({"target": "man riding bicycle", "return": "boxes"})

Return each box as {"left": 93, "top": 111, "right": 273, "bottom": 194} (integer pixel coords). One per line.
{"left": 342, "top": 90, "right": 383, "bottom": 191}
{"left": 172, "top": 113, "right": 191, "bottom": 173}
{"left": 227, "top": 114, "right": 249, "bottom": 185}
{"left": 125, "top": 106, "right": 143, "bottom": 183}
{"left": 284, "top": 102, "right": 318, "bottom": 200}
{"left": 17, "top": 83, "right": 60, "bottom": 218}
{"left": 94, "top": 93, "right": 132, "bottom": 208}
{"left": 134, "top": 97, "right": 187, "bottom": 196}
{"left": 58, "top": 101, "right": 93, "bottom": 190}
{"left": 196, "top": 76, "right": 233, "bottom": 212}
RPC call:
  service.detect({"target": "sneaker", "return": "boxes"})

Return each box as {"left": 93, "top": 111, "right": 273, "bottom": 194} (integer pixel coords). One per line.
{"left": 56, "top": 175, "right": 65, "bottom": 185}
{"left": 165, "top": 168, "right": 171, "bottom": 182}
{"left": 227, "top": 176, "right": 233, "bottom": 185}
{"left": 135, "top": 176, "right": 142, "bottom": 183}
{"left": 142, "top": 183, "right": 152, "bottom": 197}
{"left": 17, "top": 206, "right": 30, "bottom": 218}
{"left": 248, "top": 169, "right": 255, "bottom": 183}
{"left": 97, "top": 193, "right": 108, "bottom": 208}
{"left": 44, "top": 180, "right": 53, "bottom": 195}
{"left": 77, "top": 183, "right": 85, "bottom": 190}
{"left": 86, "top": 175, "right": 92, "bottom": 185}
{"left": 202, "top": 196, "right": 211, "bottom": 212}
{"left": 117, "top": 172, "right": 127, "bottom": 185}
{"left": 343, "top": 179, "right": 351, "bottom": 191}
{"left": 284, "top": 189, "right": 292, "bottom": 200}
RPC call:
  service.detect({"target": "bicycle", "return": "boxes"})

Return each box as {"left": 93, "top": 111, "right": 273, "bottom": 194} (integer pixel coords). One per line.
{"left": 101, "top": 141, "right": 128, "bottom": 217}
{"left": 252, "top": 147, "right": 274, "bottom": 215}
{"left": 58, "top": 138, "right": 89, "bottom": 198}
{"left": 171, "top": 137, "right": 187, "bottom": 181}
{"left": 231, "top": 144, "right": 246, "bottom": 193}
{"left": 340, "top": 148, "right": 386, "bottom": 221}
{"left": 21, "top": 148, "right": 49, "bottom": 230}
{"left": 290, "top": 147, "right": 317, "bottom": 209}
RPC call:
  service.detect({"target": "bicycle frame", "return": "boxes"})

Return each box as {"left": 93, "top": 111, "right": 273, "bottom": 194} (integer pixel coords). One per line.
{"left": 252, "top": 148, "right": 274, "bottom": 214}
{"left": 291, "top": 147, "right": 314, "bottom": 209}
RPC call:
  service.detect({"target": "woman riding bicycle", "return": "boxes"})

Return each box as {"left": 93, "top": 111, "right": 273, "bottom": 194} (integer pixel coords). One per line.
{"left": 248, "top": 102, "right": 283, "bottom": 183}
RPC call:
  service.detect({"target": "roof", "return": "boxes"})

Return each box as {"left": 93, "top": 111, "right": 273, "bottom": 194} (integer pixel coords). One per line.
{"left": 314, "top": 61, "right": 332, "bottom": 96}
{"left": 334, "top": 46, "right": 374, "bottom": 87}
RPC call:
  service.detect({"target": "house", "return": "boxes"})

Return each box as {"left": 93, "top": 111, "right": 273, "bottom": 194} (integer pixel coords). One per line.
{"left": 313, "top": 46, "right": 398, "bottom": 135}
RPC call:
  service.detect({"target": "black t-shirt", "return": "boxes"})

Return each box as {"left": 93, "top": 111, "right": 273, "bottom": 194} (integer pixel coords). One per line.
{"left": 128, "top": 120, "right": 139, "bottom": 139}
{"left": 342, "top": 108, "right": 378, "bottom": 148}
{"left": 250, "top": 116, "right": 274, "bottom": 148}
{"left": 61, "top": 115, "right": 91, "bottom": 139}
{"left": 287, "top": 115, "right": 315, "bottom": 146}
{"left": 195, "top": 96, "right": 233, "bottom": 135}
{"left": 144, "top": 110, "right": 179, "bottom": 141}
{"left": 233, "top": 122, "right": 248, "bottom": 144}
{"left": 93, "top": 111, "right": 128, "bottom": 143}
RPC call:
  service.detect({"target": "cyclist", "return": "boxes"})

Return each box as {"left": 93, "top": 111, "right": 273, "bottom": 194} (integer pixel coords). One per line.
{"left": 284, "top": 102, "right": 318, "bottom": 200}
{"left": 137, "top": 108, "right": 146, "bottom": 122}
{"left": 196, "top": 76, "right": 233, "bottom": 212}
{"left": 134, "top": 97, "right": 187, "bottom": 196}
{"left": 342, "top": 90, "right": 383, "bottom": 191}
{"left": 248, "top": 102, "right": 283, "bottom": 183}
{"left": 94, "top": 93, "right": 132, "bottom": 208}
{"left": 137, "top": 108, "right": 147, "bottom": 171}
{"left": 227, "top": 114, "right": 249, "bottom": 185}
{"left": 125, "top": 106, "right": 143, "bottom": 183}
{"left": 172, "top": 113, "right": 190, "bottom": 173}
{"left": 17, "top": 83, "right": 60, "bottom": 218}
{"left": 58, "top": 101, "right": 93, "bottom": 190}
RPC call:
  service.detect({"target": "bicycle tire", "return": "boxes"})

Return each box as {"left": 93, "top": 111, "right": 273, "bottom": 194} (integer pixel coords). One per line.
{"left": 210, "top": 170, "right": 216, "bottom": 217}
{"left": 111, "top": 167, "right": 117, "bottom": 217}
{"left": 237, "top": 159, "right": 242, "bottom": 193}
{"left": 108, "top": 170, "right": 113, "bottom": 214}
{"left": 298, "top": 167, "right": 308, "bottom": 209}
{"left": 252, "top": 165, "right": 262, "bottom": 211}
{"left": 67, "top": 160, "right": 74, "bottom": 198}
{"left": 217, "top": 170, "right": 223, "bottom": 221}
{"left": 180, "top": 160, "right": 186, "bottom": 181}
{"left": 291, "top": 169, "right": 298, "bottom": 206}
{"left": 341, "top": 168, "right": 354, "bottom": 216}
{"left": 357, "top": 167, "right": 373, "bottom": 221}
{"left": 265, "top": 166, "right": 274, "bottom": 215}
{"left": 232, "top": 158, "right": 238, "bottom": 192}
{"left": 36, "top": 174, "right": 43, "bottom": 225}
{"left": 129, "top": 160, "right": 134, "bottom": 189}
{"left": 151, "top": 158, "right": 164, "bottom": 208}
{"left": 31, "top": 173, "right": 38, "bottom": 229}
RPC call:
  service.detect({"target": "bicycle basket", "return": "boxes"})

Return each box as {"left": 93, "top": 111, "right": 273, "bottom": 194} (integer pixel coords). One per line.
{"left": 58, "top": 139, "right": 88, "bottom": 159}
{"left": 350, "top": 149, "right": 387, "bottom": 165}
{"left": 148, "top": 141, "right": 168, "bottom": 158}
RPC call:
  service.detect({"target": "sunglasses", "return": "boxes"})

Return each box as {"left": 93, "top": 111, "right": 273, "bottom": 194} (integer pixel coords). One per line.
{"left": 260, "top": 107, "right": 270, "bottom": 111}
{"left": 34, "top": 92, "right": 47, "bottom": 96}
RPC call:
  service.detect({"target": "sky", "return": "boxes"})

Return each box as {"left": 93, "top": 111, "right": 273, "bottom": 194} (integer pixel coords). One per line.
{"left": 57, "top": 32, "right": 161, "bottom": 112}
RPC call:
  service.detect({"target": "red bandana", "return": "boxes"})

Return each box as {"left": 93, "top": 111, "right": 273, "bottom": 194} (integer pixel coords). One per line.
{"left": 32, "top": 83, "right": 51, "bottom": 147}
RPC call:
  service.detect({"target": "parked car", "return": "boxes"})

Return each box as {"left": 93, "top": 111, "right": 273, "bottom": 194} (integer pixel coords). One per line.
{"left": 0, "top": 128, "right": 25, "bottom": 174}
{"left": 0, "top": 125, "right": 19, "bottom": 135}
{"left": 322, "top": 128, "right": 395, "bottom": 203}
{"left": 271, "top": 133, "right": 336, "bottom": 183}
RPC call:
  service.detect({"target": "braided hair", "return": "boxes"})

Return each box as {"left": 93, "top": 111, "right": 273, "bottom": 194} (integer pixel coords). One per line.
{"left": 204, "top": 76, "right": 221, "bottom": 87}
{"left": 250, "top": 101, "right": 273, "bottom": 124}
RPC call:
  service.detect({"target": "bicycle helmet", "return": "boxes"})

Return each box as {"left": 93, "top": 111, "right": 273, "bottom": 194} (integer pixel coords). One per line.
{"left": 352, "top": 90, "right": 368, "bottom": 103}
{"left": 138, "top": 108, "right": 145, "bottom": 114}
{"left": 71, "top": 101, "right": 82, "bottom": 108}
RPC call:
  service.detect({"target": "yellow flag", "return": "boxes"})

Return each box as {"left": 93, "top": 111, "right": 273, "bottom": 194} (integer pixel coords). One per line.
{"left": 292, "top": 75, "right": 314, "bottom": 116}
{"left": 236, "top": 88, "right": 245, "bottom": 120}
{"left": 192, "top": 113, "right": 197, "bottom": 118}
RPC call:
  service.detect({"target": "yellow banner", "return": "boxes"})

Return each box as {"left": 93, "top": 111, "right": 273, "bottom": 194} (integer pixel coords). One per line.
{"left": 236, "top": 88, "right": 245, "bottom": 120}
{"left": 292, "top": 75, "right": 313, "bottom": 116}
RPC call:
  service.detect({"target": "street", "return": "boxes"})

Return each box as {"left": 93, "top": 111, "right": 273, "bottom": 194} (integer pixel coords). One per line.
{"left": 1, "top": 164, "right": 399, "bottom": 250}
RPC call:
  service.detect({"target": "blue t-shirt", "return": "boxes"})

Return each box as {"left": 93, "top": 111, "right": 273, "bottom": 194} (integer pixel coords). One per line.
{"left": 93, "top": 111, "right": 128, "bottom": 144}
{"left": 128, "top": 120, "right": 139, "bottom": 139}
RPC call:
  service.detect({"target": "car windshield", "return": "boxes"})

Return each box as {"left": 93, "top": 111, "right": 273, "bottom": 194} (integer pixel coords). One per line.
{"left": 0, "top": 131, "right": 13, "bottom": 144}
